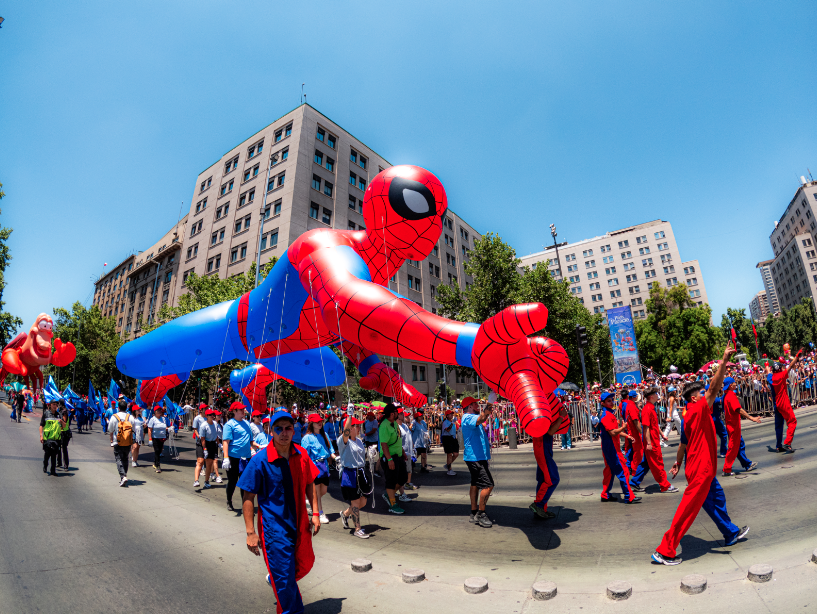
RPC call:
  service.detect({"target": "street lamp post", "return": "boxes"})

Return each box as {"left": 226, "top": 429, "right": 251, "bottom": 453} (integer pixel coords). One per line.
{"left": 549, "top": 224, "right": 561, "bottom": 278}
{"left": 597, "top": 357, "right": 602, "bottom": 384}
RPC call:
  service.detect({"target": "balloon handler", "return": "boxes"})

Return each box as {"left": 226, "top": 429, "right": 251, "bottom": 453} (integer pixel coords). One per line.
{"left": 530, "top": 391, "right": 569, "bottom": 519}
{"left": 240, "top": 410, "right": 321, "bottom": 614}
{"left": 117, "top": 166, "right": 570, "bottom": 440}
{"left": 590, "top": 391, "right": 640, "bottom": 503}
{"left": 652, "top": 347, "right": 750, "bottom": 566}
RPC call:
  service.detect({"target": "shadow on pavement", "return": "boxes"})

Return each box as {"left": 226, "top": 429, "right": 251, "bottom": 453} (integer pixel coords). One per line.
{"left": 677, "top": 533, "right": 728, "bottom": 562}
{"left": 305, "top": 597, "right": 346, "bottom": 613}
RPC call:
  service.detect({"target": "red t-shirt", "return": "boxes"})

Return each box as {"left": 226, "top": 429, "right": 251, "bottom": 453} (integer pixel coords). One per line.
{"left": 641, "top": 402, "right": 661, "bottom": 446}
{"left": 771, "top": 371, "right": 792, "bottom": 411}
{"left": 682, "top": 397, "right": 717, "bottom": 480}
{"left": 623, "top": 400, "right": 641, "bottom": 442}
{"left": 723, "top": 390, "right": 742, "bottom": 428}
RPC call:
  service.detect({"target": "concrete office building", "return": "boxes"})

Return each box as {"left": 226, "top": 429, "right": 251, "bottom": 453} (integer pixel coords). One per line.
{"left": 756, "top": 259, "right": 780, "bottom": 316}
{"left": 93, "top": 216, "right": 188, "bottom": 339}
{"left": 749, "top": 290, "right": 769, "bottom": 324}
{"left": 766, "top": 178, "right": 817, "bottom": 313}
{"left": 169, "top": 103, "right": 482, "bottom": 400}
{"left": 519, "top": 220, "right": 709, "bottom": 320}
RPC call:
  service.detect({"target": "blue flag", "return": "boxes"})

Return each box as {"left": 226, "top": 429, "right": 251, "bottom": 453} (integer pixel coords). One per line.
{"left": 43, "top": 376, "right": 63, "bottom": 404}
{"left": 107, "top": 379, "right": 120, "bottom": 409}
{"left": 89, "top": 380, "right": 102, "bottom": 418}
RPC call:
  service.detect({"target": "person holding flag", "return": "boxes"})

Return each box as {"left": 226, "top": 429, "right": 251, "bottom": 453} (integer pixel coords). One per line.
{"left": 765, "top": 349, "right": 802, "bottom": 453}
{"left": 652, "top": 347, "right": 750, "bottom": 565}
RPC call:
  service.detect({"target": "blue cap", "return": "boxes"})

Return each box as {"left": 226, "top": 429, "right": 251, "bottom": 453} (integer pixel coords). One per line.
{"left": 704, "top": 384, "right": 710, "bottom": 390}
{"left": 723, "top": 377, "right": 735, "bottom": 390}
{"left": 600, "top": 391, "right": 614, "bottom": 402}
{"left": 270, "top": 410, "right": 295, "bottom": 426}
{"left": 667, "top": 386, "right": 676, "bottom": 392}
{"left": 628, "top": 390, "right": 638, "bottom": 398}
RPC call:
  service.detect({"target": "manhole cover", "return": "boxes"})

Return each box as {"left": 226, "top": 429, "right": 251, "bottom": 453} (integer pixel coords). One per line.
{"left": 581, "top": 492, "right": 595, "bottom": 496}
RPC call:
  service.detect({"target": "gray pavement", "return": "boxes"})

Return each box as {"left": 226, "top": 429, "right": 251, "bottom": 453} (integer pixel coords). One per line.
{"left": 1, "top": 397, "right": 816, "bottom": 613}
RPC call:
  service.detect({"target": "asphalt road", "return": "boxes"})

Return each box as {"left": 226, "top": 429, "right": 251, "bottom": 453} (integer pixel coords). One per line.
{"left": 2, "top": 398, "right": 816, "bottom": 613}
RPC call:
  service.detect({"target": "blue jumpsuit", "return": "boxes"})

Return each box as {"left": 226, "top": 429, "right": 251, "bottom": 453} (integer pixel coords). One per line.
{"left": 533, "top": 436, "right": 559, "bottom": 511}
{"left": 711, "top": 396, "right": 728, "bottom": 456}
{"left": 595, "top": 409, "right": 636, "bottom": 502}
{"left": 238, "top": 442, "right": 319, "bottom": 614}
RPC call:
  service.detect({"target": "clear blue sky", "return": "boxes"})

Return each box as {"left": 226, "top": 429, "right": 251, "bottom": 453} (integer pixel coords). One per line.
{"left": 1, "top": 1, "right": 815, "bottom": 331}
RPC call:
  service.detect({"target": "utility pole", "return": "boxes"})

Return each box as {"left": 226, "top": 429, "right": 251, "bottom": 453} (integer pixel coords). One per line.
{"left": 596, "top": 357, "right": 602, "bottom": 385}
{"left": 549, "top": 224, "right": 561, "bottom": 278}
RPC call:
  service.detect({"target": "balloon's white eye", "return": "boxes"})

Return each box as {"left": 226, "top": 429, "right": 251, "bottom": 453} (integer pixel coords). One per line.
{"left": 402, "top": 189, "right": 429, "bottom": 214}
{"left": 38, "top": 320, "right": 52, "bottom": 331}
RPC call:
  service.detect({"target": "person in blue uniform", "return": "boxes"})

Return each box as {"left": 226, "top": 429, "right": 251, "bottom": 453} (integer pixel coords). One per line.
{"left": 530, "top": 393, "right": 569, "bottom": 519}
{"left": 592, "top": 391, "right": 640, "bottom": 503}
{"left": 240, "top": 410, "right": 321, "bottom": 614}
{"left": 710, "top": 387, "right": 729, "bottom": 458}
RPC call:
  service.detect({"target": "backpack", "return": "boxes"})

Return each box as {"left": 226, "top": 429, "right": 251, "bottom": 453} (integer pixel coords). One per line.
{"left": 116, "top": 412, "right": 133, "bottom": 447}
{"left": 43, "top": 418, "right": 62, "bottom": 442}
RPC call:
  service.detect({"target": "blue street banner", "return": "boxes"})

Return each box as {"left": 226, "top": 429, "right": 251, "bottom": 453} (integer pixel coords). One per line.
{"left": 607, "top": 306, "right": 642, "bottom": 385}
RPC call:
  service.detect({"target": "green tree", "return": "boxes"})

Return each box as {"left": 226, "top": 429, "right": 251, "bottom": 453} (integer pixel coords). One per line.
{"left": 0, "top": 181, "right": 23, "bottom": 345}
{"left": 47, "top": 302, "right": 122, "bottom": 392}
{"left": 756, "top": 298, "right": 817, "bottom": 359}
{"left": 432, "top": 380, "right": 456, "bottom": 404}
{"left": 635, "top": 283, "right": 721, "bottom": 373}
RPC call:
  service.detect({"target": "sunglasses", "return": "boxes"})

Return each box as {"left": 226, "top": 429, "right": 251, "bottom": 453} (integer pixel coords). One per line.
{"left": 273, "top": 424, "right": 295, "bottom": 435}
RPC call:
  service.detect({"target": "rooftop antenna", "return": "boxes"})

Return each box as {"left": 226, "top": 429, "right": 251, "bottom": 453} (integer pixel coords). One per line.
{"left": 809, "top": 168, "right": 814, "bottom": 182}
{"left": 301, "top": 83, "right": 305, "bottom": 104}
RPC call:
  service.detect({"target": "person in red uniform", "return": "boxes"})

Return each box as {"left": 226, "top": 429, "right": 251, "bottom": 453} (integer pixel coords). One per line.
{"left": 240, "top": 410, "right": 322, "bottom": 613}
{"left": 591, "top": 392, "right": 640, "bottom": 503}
{"left": 721, "top": 378, "right": 761, "bottom": 476}
{"left": 652, "top": 347, "right": 749, "bottom": 565}
{"left": 530, "top": 392, "right": 569, "bottom": 519}
{"left": 622, "top": 390, "right": 643, "bottom": 474}
{"left": 630, "top": 388, "right": 677, "bottom": 493}
{"left": 765, "top": 350, "right": 801, "bottom": 453}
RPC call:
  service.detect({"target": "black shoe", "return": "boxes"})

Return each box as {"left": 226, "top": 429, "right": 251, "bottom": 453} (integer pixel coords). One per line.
{"left": 601, "top": 496, "right": 618, "bottom": 502}
{"left": 631, "top": 485, "right": 644, "bottom": 492}
{"left": 420, "top": 467, "right": 430, "bottom": 473}
{"left": 782, "top": 445, "right": 794, "bottom": 453}
{"left": 722, "top": 471, "right": 735, "bottom": 476}
{"left": 227, "top": 502, "right": 236, "bottom": 512}
{"left": 625, "top": 496, "right": 642, "bottom": 504}
{"left": 43, "top": 466, "right": 47, "bottom": 474}
{"left": 774, "top": 446, "right": 785, "bottom": 453}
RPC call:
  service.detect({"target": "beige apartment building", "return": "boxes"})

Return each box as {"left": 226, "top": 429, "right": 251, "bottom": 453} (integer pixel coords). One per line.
{"left": 756, "top": 259, "right": 780, "bottom": 316}
{"left": 169, "top": 103, "right": 482, "bottom": 401}
{"left": 766, "top": 178, "right": 817, "bottom": 313}
{"left": 749, "top": 290, "right": 769, "bottom": 324}
{"left": 92, "top": 216, "right": 188, "bottom": 339}
{"left": 519, "top": 220, "right": 709, "bottom": 321}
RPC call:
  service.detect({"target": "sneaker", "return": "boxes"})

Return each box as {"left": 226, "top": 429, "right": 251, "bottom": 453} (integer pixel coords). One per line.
{"left": 444, "top": 463, "right": 450, "bottom": 470}
{"left": 476, "top": 512, "right": 493, "bottom": 528}
{"left": 469, "top": 512, "right": 478, "bottom": 523}
{"left": 529, "top": 502, "right": 548, "bottom": 519}
{"left": 782, "top": 445, "right": 794, "bottom": 453}
{"left": 446, "top": 470, "right": 456, "bottom": 476}
{"left": 404, "top": 483, "right": 417, "bottom": 490}
{"left": 631, "top": 485, "right": 644, "bottom": 492}
{"left": 774, "top": 446, "right": 785, "bottom": 453}
{"left": 745, "top": 461, "right": 758, "bottom": 472}
{"left": 382, "top": 492, "right": 391, "bottom": 506}
{"left": 193, "top": 480, "right": 200, "bottom": 487}
{"left": 319, "top": 513, "right": 329, "bottom": 524}
{"left": 227, "top": 501, "right": 236, "bottom": 512}
{"left": 131, "top": 461, "right": 137, "bottom": 467}
{"left": 652, "top": 551, "right": 682, "bottom": 565}
{"left": 119, "top": 476, "right": 128, "bottom": 487}
{"left": 203, "top": 482, "right": 211, "bottom": 489}
{"left": 717, "top": 454, "right": 725, "bottom": 458}
{"left": 624, "top": 496, "right": 642, "bottom": 504}
{"left": 722, "top": 471, "right": 735, "bottom": 477}
{"left": 340, "top": 512, "right": 350, "bottom": 530}
{"left": 388, "top": 504, "right": 405, "bottom": 515}
{"left": 560, "top": 446, "right": 565, "bottom": 450}
{"left": 210, "top": 472, "right": 216, "bottom": 480}
{"left": 724, "top": 525, "right": 750, "bottom": 547}
{"left": 397, "top": 494, "right": 412, "bottom": 502}
{"left": 354, "top": 529, "right": 370, "bottom": 539}
{"left": 662, "top": 485, "right": 679, "bottom": 493}
{"left": 566, "top": 446, "right": 571, "bottom": 450}
{"left": 215, "top": 476, "right": 223, "bottom": 483}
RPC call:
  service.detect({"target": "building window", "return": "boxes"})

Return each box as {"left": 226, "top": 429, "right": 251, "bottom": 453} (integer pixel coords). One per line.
{"left": 585, "top": 260, "right": 595, "bottom": 268}
{"left": 349, "top": 171, "right": 357, "bottom": 186}
{"left": 621, "top": 251, "right": 632, "bottom": 259}
{"left": 326, "top": 156, "right": 334, "bottom": 172}
{"left": 309, "top": 202, "right": 319, "bottom": 219}
{"left": 639, "top": 247, "right": 650, "bottom": 255}
{"left": 207, "top": 255, "right": 221, "bottom": 272}
{"left": 186, "top": 244, "right": 198, "bottom": 259}
{"left": 322, "top": 208, "right": 332, "bottom": 225}
{"left": 657, "top": 242, "right": 669, "bottom": 251}
{"left": 285, "top": 123, "right": 292, "bottom": 137}
{"left": 224, "top": 158, "right": 238, "bottom": 174}
{"left": 314, "top": 150, "right": 323, "bottom": 166}
{"left": 603, "top": 256, "right": 614, "bottom": 264}
{"left": 239, "top": 188, "right": 255, "bottom": 208}
{"left": 654, "top": 231, "right": 665, "bottom": 239}
{"left": 636, "top": 235, "right": 647, "bottom": 244}
{"left": 324, "top": 181, "right": 333, "bottom": 197}
{"left": 642, "top": 258, "right": 653, "bottom": 267}
{"left": 358, "top": 177, "right": 366, "bottom": 191}
{"left": 190, "top": 220, "right": 203, "bottom": 237}
{"left": 610, "top": 289, "right": 621, "bottom": 298}
{"left": 608, "top": 278, "right": 619, "bottom": 286}
{"left": 618, "top": 240, "right": 629, "bottom": 248}
{"left": 587, "top": 271, "right": 598, "bottom": 279}
{"left": 605, "top": 266, "right": 616, "bottom": 275}
{"left": 348, "top": 221, "right": 357, "bottom": 230}
{"left": 327, "top": 133, "right": 336, "bottom": 148}
{"left": 277, "top": 172, "right": 285, "bottom": 187}
{"left": 583, "top": 249, "right": 593, "bottom": 257}
{"left": 316, "top": 127, "right": 325, "bottom": 142}
{"left": 571, "top": 286, "right": 582, "bottom": 294}
{"left": 164, "top": 271, "right": 172, "bottom": 284}
{"left": 631, "top": 297, "right": 642, "bottom": 305}
{"left": 312, "top": 174, "right": 321, "bottom": 191}
{"left": 663, "top": 265, "right": 675, "bottom": 274}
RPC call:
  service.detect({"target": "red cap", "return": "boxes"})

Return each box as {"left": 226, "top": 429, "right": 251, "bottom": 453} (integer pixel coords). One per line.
{"left": 153, "top": 405, "right": 164, "bottom": 412}
{"left": 229, "top": 401, "right": 246, "bottom": 411}
{"left": 445, "top": 408, "right": 454, "bottom": 415}
{"left": 213, "top": 410, "right": 222, "bottom": 415}
{"left": 461, "top": 396, "right": 478, "bottom": 409}
{"left": 307, "top": 413, "right": 323, "bottom": 423}
{"left": 205, "top": 408, "right": 215, "bottom": 416}
{"left": 251, "top": 409, "right": 264, "bottom": 417}
{"left": 350, "top": 417, "right": 366, "bottom": 425}
{"left": 261, "top": 417, "right": 271, "bottom": 424}
{"left": 198, "top": 402, "right": 208, "bottom": 410}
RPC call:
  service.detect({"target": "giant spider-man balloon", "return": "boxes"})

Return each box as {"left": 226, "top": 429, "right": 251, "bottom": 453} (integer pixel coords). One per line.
{"left": 117, "top": 166, "right": 569, "bottom": 436}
